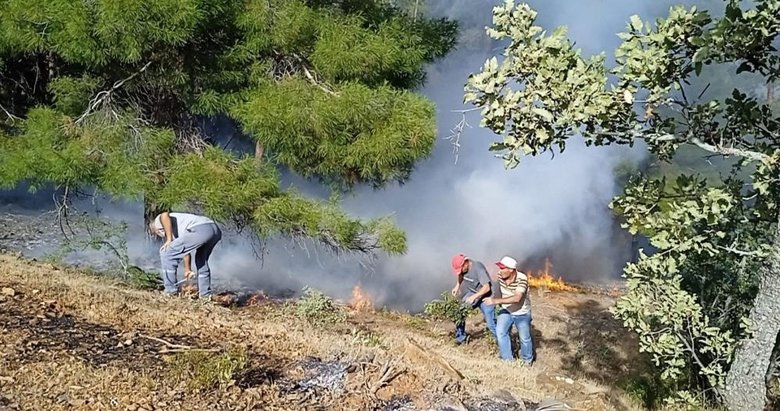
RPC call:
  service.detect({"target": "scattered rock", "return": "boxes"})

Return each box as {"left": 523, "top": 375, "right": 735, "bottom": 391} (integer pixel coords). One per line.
{"left": 490, "top": 389, "right": 517, "bottom": 404}
{"left": 380, "top": 395, "right": 416, "bottom": 411}
{"left": 436, "top": 398, "right": 468, "bottom": 411}
{"left": 1, "top": 287, "right": 15, "bottom": 296}
{"left": 535, "top": 399, "right": 570, "bottom": 411}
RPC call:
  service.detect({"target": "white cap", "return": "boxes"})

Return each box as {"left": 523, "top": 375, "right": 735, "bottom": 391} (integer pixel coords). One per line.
{"left": 495, "top": 256, "right": 518, "bottom": 270}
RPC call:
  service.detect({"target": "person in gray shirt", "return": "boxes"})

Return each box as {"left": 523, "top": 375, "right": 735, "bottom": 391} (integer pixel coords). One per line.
{"left": 450, "top": 253, "right": 497, "bottom": 344}
{"left": 149, "top": 211, "right": 222, "bottom": 297}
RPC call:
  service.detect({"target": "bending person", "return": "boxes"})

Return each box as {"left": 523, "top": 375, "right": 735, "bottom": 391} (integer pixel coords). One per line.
{"left": 149, "top": 211, "right": 222, "bottom": 297}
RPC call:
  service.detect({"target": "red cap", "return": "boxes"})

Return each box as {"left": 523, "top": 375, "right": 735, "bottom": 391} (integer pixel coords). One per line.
{"left": 451, "top": 254, "right": 467, "bottom": 275}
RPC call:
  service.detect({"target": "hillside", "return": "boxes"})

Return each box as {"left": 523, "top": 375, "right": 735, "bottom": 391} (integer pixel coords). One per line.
{"left": 0, "top": 253, "right": 650, "bottom": 411}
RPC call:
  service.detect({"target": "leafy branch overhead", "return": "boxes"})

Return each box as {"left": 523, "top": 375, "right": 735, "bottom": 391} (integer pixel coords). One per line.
{"left": 467, "top": 0, "right": 779, "bottom": 408}
{"left": 0, "top": 0, "right": 458, "bottom": 254}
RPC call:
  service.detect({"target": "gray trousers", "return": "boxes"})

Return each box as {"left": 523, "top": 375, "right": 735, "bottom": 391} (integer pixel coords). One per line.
{"left": 160, "top": 223, "right": 222, "bottom": 296}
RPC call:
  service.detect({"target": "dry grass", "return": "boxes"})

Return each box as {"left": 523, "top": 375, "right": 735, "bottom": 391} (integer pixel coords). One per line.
{"left": 0, "top": 253, "right": 649, "bottom": 410}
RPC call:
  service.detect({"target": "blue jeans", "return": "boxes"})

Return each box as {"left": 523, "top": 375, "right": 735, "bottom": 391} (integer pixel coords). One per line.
{"left": 496, "top": 309, "right": 533, "bottom": 363}
{"left": 455, "top": 300, "right": 497, "bottom": 344}
{"left": 160, "top": 223, "right": 222, "bottom": 297}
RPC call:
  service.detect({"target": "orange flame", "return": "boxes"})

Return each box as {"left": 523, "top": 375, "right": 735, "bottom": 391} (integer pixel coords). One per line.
{"left": 181, "top": 283, "right": 199, "bottom": 296}
{"left": 246, "top": 291, "right": 267, "bottom": 306}
{"left": 526, "top": 258, "right": 577, "bottom": 292}
{"left": 349, "top": 283, "right": 374, "bottom": 311}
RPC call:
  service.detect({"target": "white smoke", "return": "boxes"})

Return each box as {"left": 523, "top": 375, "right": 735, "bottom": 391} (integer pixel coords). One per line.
{"left": 2, "top": 0, "right": 713, "bottom": 310}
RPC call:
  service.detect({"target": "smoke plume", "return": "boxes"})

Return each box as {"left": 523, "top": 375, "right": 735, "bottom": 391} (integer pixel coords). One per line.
{"left": 1, "top": 0, "right": 712, "bottom": 310}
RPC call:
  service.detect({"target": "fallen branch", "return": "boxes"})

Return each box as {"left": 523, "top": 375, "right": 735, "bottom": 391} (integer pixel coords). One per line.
{"left": 404, "top": 339, "right": 463, "bottom": 380}
{"left": 158, "top": 347, "right": 221, "bottom": 354}
{"left": 370, "top": 359, "right": 405, "bottom": 395}
{"left": 139, "top": 333, "right": 193, "bottom": 350}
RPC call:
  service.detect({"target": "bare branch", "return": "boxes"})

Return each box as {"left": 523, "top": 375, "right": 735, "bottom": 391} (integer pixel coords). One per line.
{"left": 76, "top": 61, "right": 152, "bottom": 125}
{"left": 717, "top": 245, "right": 765, "bottom": 257}
{"left": 301, "top": 65, "right": 339, "bottom": 97}
{"left": 0, "top": 103, "right": 21, "bottom": 123}
{"left": 690, "top": 138, "right": 771, "bottom": 163}
{"left": 446, "top": 109, "right": 476, "bottom": 165}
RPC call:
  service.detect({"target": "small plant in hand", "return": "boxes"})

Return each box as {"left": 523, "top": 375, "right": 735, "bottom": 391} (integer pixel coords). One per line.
{"left": 424, "top": 292, "right": 474, "bottom": 327}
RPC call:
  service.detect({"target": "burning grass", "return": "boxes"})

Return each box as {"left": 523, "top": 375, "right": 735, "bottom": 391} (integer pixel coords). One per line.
{"left": 526, "top": 259, "right": 578, "bottom": 292}
{"left": 348, "top": 283, "right": 374, "bottom": 312}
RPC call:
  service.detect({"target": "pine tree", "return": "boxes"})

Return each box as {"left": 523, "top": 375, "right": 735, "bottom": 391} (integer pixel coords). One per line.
{"left": 0, "top": 0, "right": 457, "bottom": 254}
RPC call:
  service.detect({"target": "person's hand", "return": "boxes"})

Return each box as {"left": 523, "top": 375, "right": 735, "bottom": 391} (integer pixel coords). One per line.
{"left": 184, "top": 270, "right": 195, "bottom": 280}
{"left": 465, "top": 294, "right": 478, "bottom": 305}
{"left": 160, "top": 239, "right": 172, "bottom": 252}
{"left": 483, "top": 297, "right": 496, "bottom": 306}
{"left": 451, "top": 285, "right": 459, "bottom": 297}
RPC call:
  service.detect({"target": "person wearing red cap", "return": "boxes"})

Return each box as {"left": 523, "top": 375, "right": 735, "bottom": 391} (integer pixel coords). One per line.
{"left": 450, "top": 253, "right": 497, "bottom": 344}
{"left": 484, "top": 255, "right": 534, "bottom": 364}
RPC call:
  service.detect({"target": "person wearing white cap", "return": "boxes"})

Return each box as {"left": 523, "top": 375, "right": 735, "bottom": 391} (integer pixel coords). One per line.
{"left": 484, "top": 255, "right": 534, "bottom": 364}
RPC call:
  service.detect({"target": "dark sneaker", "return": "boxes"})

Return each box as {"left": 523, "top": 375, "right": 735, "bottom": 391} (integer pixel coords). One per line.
{"left": 455, "top": 335, "right": 471, "bottom": 345}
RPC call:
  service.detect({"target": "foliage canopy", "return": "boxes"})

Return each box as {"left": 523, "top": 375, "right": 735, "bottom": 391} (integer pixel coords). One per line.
{"left": 0, "top": 0, "right": 458, "bottom": 254}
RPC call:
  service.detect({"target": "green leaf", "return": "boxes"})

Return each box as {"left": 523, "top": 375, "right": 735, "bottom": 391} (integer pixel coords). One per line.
{"left": 629, "top": 15, "right": 643, "bottom": 31}
{"left": 736, "top": 61, "right": 752, "bottom": 74}
{"left": 531, "top": 107, "right": 554, "bottom": 122}
{"left": 692, "top": 47, "right": 709, "bottom": 63}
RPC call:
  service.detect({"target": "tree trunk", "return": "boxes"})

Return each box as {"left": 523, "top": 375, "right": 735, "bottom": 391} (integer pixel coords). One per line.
{"left": 255, "top": 141, "right": 264, "bottom": 164}
{"left": 723, "top": 219, "right": 780, "bottom": 411}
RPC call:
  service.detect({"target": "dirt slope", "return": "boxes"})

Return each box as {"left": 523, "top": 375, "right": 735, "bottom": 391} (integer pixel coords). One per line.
{"left": 0, "top": 253, "right": 648, "bottom": 410}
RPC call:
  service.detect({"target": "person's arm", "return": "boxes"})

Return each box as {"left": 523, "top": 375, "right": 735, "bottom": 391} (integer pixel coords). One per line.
{"left": 484, "top": 281, "right": 527, "bottom": 305}
{"left": 183, "top": 254, "right": 194, "bottom": 278}
{"left": 451, "top": 277, "right": 463, "bottom": 297}
{"left": 475, "top": 283, "right": 491, "bottom": 298}
{"left": 486, "top": 291, "right": 524, "bottom": 305}
{"left": 466, "top": 283, "right": 491, "bottom": 304}
{"left": 159, "top": 212, "right": 174, "bottom": 250}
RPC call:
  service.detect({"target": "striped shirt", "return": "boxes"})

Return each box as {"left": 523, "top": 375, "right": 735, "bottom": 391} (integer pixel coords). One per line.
{"left": 498, "top": 272, "right": 531, "bottom": 315}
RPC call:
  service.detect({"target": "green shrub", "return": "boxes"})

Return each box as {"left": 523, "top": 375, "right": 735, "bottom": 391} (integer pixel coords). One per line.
{"left": 293, "top": 287, "right": 347, "bottom": 326}
{"left": 127, "top": 265, "right": 162, "bottom": 290}
{"left": 423, "top": 292, "right": 473, "bottom": 326}
{"left": 166, "top": 347, "right": 247, "bottom": 390}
